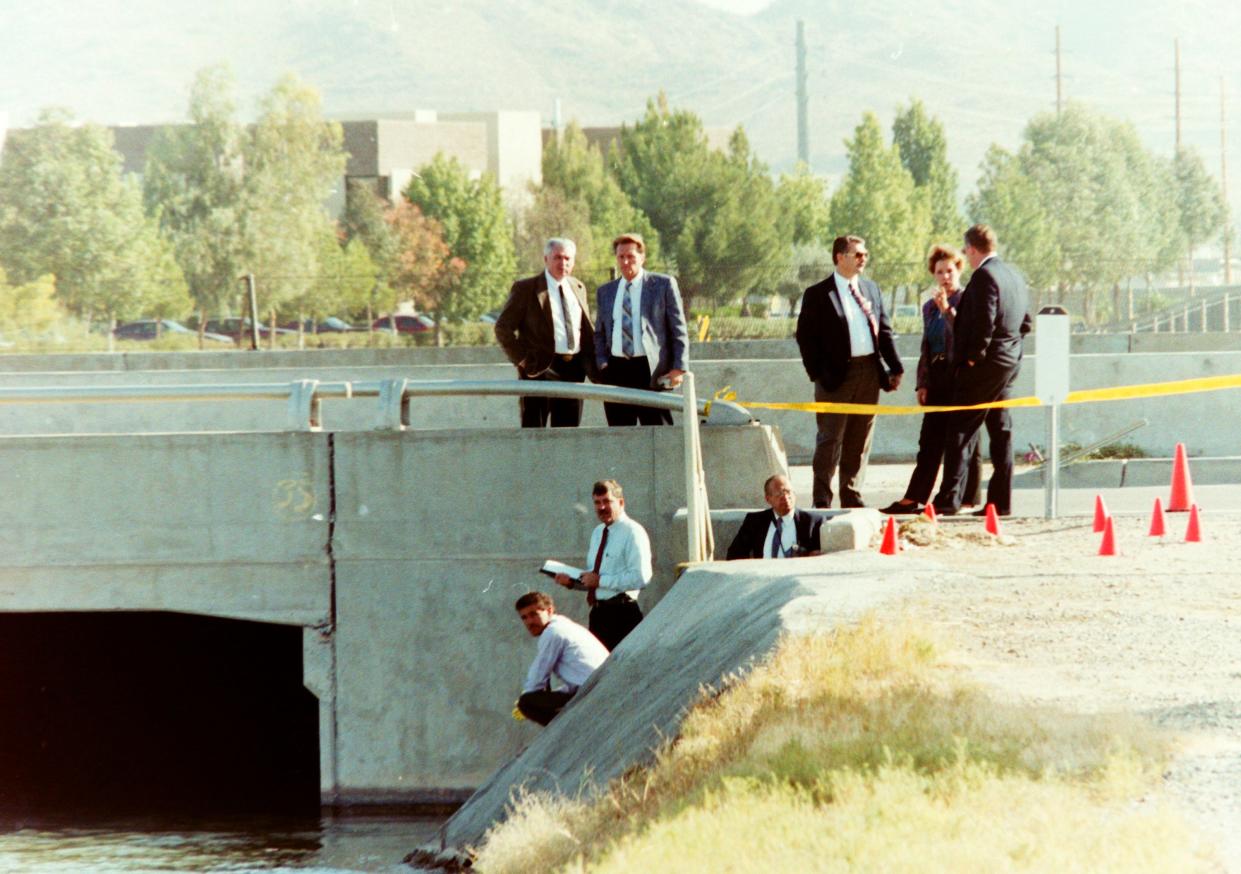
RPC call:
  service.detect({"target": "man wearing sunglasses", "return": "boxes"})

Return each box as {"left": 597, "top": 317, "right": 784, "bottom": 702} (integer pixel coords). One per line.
{"left": 796, "top": 235, "right": 903, "bottom": 509}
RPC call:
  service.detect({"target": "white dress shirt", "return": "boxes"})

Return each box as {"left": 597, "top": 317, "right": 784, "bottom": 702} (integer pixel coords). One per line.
{"left": 585, "top": 512, "right": 653, "bottom": 602}
{"left": 522, "top": 614, "right": 609, "bottom": 694}
{"left": 610, "top": 271, "right": 647, "bottom": 358}
{"left": 545, "top": 269, "right": 581, "bottom": 354}
{"left": 833, "top": 272, "right": 876, "bottom": 356}
{"left": 762, "top": 509, "right": 797, "bottom": 558}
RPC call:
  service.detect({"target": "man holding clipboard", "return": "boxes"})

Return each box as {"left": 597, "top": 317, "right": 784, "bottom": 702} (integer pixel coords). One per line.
{"left": 546, "top": 479, "right": 651, "bottom": 651}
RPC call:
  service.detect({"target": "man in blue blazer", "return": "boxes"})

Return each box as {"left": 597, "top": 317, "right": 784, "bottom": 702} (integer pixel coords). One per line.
{"left": 594, "top": 233, "right": 689, "bottom": 426}
{"left": 795, "top": 235, "right": 903, "bottom": 508}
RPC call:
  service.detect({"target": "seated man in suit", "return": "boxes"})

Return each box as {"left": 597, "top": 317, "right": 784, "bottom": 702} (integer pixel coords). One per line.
{"left": 726, "top": 474, "right": 823, "bottom": 560}
{"left": 514, "top": 591, "right": 609, "bottom": 726}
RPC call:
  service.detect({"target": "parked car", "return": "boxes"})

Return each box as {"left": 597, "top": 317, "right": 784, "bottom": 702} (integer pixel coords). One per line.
{"left": 280, "top": 317, "right": 357, "bottom": 333}
{"left": 113, "top": 319, "right": 233, "bottom": 343}
{"left": 201, "top": 317, "right": 296, "bottom": 338}
{"left": 372, "top": 314, "right": 435, "bottom": 334}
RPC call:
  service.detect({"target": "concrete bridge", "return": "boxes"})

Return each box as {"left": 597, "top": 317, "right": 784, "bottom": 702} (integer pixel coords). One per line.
{"left": 0, "top": 398, "right": 782, "bottom": 811}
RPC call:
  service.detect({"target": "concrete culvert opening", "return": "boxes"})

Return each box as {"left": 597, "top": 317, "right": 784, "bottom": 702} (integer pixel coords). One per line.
{"left": 0, "top": 612, "right": 319, "bottom": 817}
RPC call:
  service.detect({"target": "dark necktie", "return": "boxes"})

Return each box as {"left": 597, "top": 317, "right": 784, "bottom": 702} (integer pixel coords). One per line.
{"left": 847, "top": 280, "right": 878, "bottom": 339}
{"left": 559, "top": 283, "right": 577, "bottom": 354}
{"left": 620, "top": 281, "right": 635, "bottom": 357}
{"left": 588, "top": 525, "right": 609, "bottom": 606}
{"left": 770, "top": 515, "right": 784, "bottom": 558}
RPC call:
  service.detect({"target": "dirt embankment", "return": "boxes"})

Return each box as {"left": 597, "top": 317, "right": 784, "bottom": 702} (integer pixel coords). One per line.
{"left": 892, "top": 513, "right": 1241, "bottom": 871}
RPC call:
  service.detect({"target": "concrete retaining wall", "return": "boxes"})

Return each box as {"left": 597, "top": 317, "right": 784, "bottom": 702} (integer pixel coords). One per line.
{"left": 3, "top": 347, "right": 1238, "bottom": 461}
{"left": 0, "top": 423, "right": 784, "bottom": 801}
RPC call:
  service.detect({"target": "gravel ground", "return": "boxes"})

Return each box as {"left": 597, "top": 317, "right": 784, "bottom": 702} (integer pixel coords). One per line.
{"left": 886, "top": 509, "right": 1241, "bottom": 872}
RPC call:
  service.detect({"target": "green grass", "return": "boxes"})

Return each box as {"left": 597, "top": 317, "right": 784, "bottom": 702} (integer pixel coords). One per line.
{"left": 471, "top": 618, "right": 1208, "bottom": 873}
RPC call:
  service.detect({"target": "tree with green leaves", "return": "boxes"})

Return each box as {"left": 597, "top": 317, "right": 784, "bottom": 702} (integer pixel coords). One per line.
{"left": 143, "top": 65, "right": 249, "bottom": 318}
{"left": 242, "top": 73, "right": 348, "bottom": 320}
{"left": 830, "top": 112, "right": 931, "bottom": 291}
{"left": 892, "top": 99, "right": 963, "bottom": 243}
{"left": 609, "top": 94, "right": 788, "bottom": 310}
{"left": 404, "top": 153, "right": 516, "bottom": 321}
{"left": 775, "top": 163, "right": 831, "bottom": 246}
{"left": 343, "top": 179, "right": 400, "bottom": 288}
{"left": 967, "top": 145, "right": 1058, "bottom": 302}
{"left": 971, "top": 103, "right": 1186, "bottom": 322}
{"left": 534, "top": 122, "right": 658, "bottom": 283}
{"left": 1171, "top": 147, "right": 1228, "bottom": 290}
{"left": 0, "top": 109, "right": 190, "bottom": 326}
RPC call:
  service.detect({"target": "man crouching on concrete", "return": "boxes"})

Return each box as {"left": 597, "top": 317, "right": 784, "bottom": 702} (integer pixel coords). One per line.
{"left": 514, "top": 591, "right": 609, "bottom": 726}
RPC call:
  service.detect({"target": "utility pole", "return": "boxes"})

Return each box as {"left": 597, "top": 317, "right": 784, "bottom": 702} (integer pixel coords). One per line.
{"left": 1055, "top": 25, "right": 1062, "bottom": 117}
{"left": 1174, "top": 38, "right": 1183, "bottom": 152}
{"left": 796, "top": 20, "right": 809, "bottom": 166}
{"left": 1223, "top": 77, "right": 1233, "bottom": 284}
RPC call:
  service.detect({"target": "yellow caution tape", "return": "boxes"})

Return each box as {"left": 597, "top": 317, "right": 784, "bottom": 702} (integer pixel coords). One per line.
{"left": 731, "top": 372, "right": 1241, "bottom": 416}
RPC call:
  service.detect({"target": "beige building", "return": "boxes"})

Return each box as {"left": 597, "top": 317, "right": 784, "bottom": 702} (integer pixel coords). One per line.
{"left": 107, "top": 110, "right": 543, "bottom": 216}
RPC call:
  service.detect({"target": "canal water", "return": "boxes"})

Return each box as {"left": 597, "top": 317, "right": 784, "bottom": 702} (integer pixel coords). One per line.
{"left": 0, "top": 812, "right": 446, "bottom": 872}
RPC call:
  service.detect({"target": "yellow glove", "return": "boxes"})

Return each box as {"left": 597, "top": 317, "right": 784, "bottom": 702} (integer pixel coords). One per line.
{"left": 512, "top": 701, "right": 526, "bottom": 721}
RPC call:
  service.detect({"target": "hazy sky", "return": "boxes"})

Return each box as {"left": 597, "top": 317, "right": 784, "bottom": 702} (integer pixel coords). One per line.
{"left": 694, "top": 0, "right": 773, "bottom": 14}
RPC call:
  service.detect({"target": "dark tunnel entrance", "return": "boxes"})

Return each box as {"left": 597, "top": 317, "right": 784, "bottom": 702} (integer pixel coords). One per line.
{"left": 0, "top": 612, "right": 320, "bottom": 818}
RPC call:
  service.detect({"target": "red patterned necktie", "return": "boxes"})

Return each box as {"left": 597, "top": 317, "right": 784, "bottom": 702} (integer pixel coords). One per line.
{"left": 847, "top": 281, "right": 878, "bottom": 338}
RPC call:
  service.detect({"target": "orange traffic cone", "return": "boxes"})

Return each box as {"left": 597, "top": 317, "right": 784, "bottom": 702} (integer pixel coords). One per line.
{"left": 1098, "top": 516, "right": 1117, "bottom": 556}
{"left": 922, "top": 502, "right": 937, "bottom": 523}
{"left": 1092, "top": 495, "right": 1109, "bottom": 533}
{"left": 1185, "top": 504, "right": 1202, "bottom": 542}
{"left": 983, "top": 503, "right": 1001, "bottom": 536}
{"left": 1169, "top": 442, "right": 1194, "bottom": 512}
{"left": 1148, "top": 497, "right": 1166, "bottom": 537}
{"left": 879, "top": 516, "right": 900, "bottom": 554}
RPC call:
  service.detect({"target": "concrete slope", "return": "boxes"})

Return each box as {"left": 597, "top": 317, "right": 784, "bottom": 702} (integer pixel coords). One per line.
{"left": 425, "top": 551, "right": 946, "bottom": 858}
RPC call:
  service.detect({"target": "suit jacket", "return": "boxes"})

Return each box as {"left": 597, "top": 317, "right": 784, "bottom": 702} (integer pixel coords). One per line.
{"left": 915, "top": 290, "right": 963, "bottom": 391}
{"left": 952, "top": 256, "right": 1032, "bottom": 372}
{"left": 795, "top": 274, "right": 903, "bottom": 391}
{"left": 495, "top": 273, "right": 596, "bottom": 379}
{"left": 594, "top": 271, "right": 689, "bottom": 387}
{"left": 726, "top": 508, "right": 823, "bottom": 560}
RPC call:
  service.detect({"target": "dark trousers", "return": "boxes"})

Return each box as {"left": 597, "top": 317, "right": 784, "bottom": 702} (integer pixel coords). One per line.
{"left": 516, "top": 689, "right": 576, "bottom": 726}
{"left": 600, "top": 355, "right": 672, "bottom": 426}
{"left": 935, "top": 361, "right": 1019, "bottom": 514}
{"left": 588, "top": 594, "right": 644, "bottom": 651}
{"left": 519, "top": 353, "right": 586, "bottom": 428}
{"left": 904, "top": 363, "right": 982, "bottom": 506}
{"left": 812, "top": 356, "right": 880, "bottom": 508}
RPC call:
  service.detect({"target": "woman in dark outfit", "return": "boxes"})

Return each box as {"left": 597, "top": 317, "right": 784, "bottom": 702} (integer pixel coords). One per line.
{"left": 881, "top": 244, "right": 981, "bottom": 514}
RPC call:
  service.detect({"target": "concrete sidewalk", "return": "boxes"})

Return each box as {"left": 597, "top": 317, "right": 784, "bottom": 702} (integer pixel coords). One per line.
{"left": 785, "top": 462, "right": 1241, "bottom": 519}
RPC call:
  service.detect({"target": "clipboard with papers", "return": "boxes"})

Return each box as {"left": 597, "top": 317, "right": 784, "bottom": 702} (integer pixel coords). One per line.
{"left": 539, "top": 559, "right": 589, "bottom": 590}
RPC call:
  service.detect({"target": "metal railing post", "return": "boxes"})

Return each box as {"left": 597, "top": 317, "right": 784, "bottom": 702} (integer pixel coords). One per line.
{"left": 288, "top": 379, "right": 321, "bottom": 431}
{"left": 377, "top": 378, "right": 411, "bottom": 431}
{"left": 681, "top": 372, "right": 709, "bottom": 563}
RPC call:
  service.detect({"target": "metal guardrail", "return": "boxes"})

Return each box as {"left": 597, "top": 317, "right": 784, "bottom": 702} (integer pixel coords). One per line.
{"left": 0, "top": 376, "right": 747, "bottom": 561}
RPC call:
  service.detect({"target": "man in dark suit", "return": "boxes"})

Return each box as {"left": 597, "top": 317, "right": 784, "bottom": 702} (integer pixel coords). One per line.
{"left": 932, "top": 224, "right": 1032, "bottom": 517}
{"left": 594, "top": 233, "right": 689, "bottom": 426}
{"left": 726, "top": 474, "right": 823, "bottom": 560}
{"left": 495, "top": 238, "right": 596, "bottom": 427}
{"left": 795, "top": 235, "right": 904, "bottom": 508}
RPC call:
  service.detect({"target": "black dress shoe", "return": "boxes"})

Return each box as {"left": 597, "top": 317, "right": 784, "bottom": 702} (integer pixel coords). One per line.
{"left": 879, "top": 501, "right": 921, "bottom": 515}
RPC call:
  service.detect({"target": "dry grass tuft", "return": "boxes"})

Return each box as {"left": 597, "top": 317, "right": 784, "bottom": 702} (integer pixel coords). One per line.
{"left": 472, "top": 616, "right": 1202, "bottom": 873}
